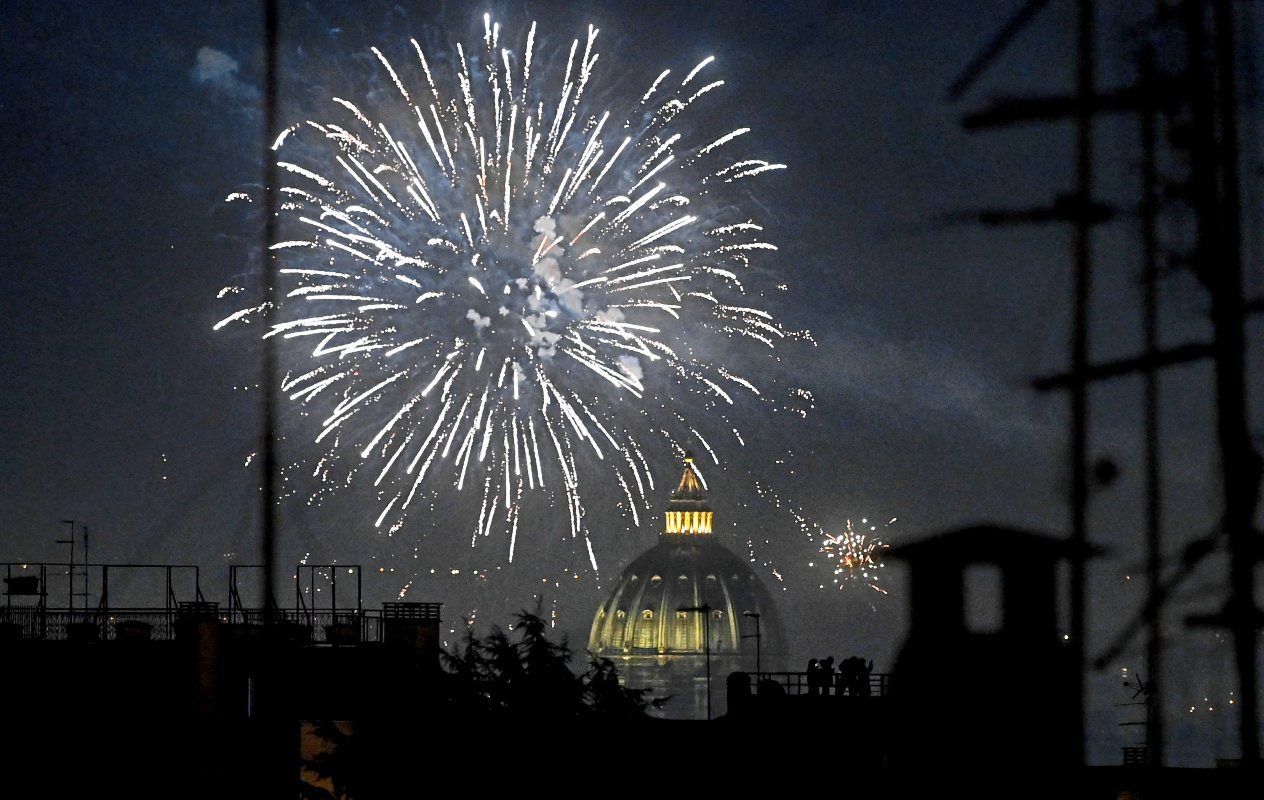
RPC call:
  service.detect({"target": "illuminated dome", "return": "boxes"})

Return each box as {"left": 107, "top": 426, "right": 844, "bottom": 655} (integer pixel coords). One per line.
{"left": 588, "top": 455, "right": 781, "bottom": 658}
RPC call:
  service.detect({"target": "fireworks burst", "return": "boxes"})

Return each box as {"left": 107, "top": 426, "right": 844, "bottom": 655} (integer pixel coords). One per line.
{"left": 820, "top": 518, "right": 890, "bottom": 594}
{"left": 217, "top": 16, "right": 795, "bottom": 568}
{"left": 753, "top": 479, "right": 895, "bottom": 596}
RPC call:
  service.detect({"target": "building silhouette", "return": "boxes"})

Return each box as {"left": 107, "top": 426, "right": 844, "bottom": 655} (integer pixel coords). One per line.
{"left": 888, "top": 524, "right": 1084, "bottom": 768}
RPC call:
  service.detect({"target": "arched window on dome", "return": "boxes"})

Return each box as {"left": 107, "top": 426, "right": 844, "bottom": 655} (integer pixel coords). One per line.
{"left": 650, "top": 575, "right": 662, "bottom": 583}
{"left": 634, "top": 609, "right": 656, "bottom": 649}
{"left": 711, "top": 609, "right": 726, "bottom": 651}
{"left": 673, "top": 610, "right": 693, "bottom": 651}
{"left": 608, "top": 610, "right": 626, "bottom": 651}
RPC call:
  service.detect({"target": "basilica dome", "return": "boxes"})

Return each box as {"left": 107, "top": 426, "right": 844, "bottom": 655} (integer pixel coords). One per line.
{"left": 588, "top": 455, "right": 781, "bottom": 658}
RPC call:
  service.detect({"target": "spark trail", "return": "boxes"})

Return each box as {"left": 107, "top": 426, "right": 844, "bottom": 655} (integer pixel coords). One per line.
{"left": 219, "top": 16, "right": 792, "bottom": 568}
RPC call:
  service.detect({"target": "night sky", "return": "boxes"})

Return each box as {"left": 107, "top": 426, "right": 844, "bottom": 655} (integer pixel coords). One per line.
{"left": 3, "top": 0, "right": 1261, "bottom": 764}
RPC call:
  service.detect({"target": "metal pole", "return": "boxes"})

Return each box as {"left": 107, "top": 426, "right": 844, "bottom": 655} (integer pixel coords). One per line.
{"left": 755, "top": 616, "right": 760, "bottom": 675}
{"left": 1179, "top": 0, "right": 1261, "bottom": 763}
{"left": 1139, "top": 44, "right": 1164, "bottom": 766}
{"left": 1069, "top": 0, "right": 1096, "bottom": 765}
{"left": 1211, "top": 0, "right": 1260, "bottom": 762}
{"left": 704, "top": 611, "right": 711, "bottom": 721}
{"left": 681, "top": 605, "right": 712, "bottom": 720}
{"left": 742, "top": 611, "right": 761, "bottom": 676}
{"left": 166, "top": 566, "right": 172, "bottom": 633}
{"left": 259, "top": 0, "right": 288, "bottom": 768}
{"left": 83, "top": 526, "right": 89, "bottom": 615}
{"left": 260, "top": 0, "right": 281, "bottom": 628}
{"left": 59, "top": 520, "right": 74, "bottom": 616}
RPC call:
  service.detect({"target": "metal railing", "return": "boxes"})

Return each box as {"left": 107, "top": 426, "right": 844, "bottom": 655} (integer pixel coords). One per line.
{"left": 381, "top": 602, "right": 442, "bottom": 620}
{"left": 305, "top": 610, "right": 383, "bottom": 644}
{"left": 221, "top": 608, "right": 387, "bottom": 644}
{"left": 751, "top": 671, "right": 890, "bottom": 697}
{"left": 2, "top": 608, "right": 179, "bottom": 641}
{"left": 1, "top": 561, "right": 434, "bottom": 647}
{"left": 0, "top": 606, "right": 394, "bottom": 644}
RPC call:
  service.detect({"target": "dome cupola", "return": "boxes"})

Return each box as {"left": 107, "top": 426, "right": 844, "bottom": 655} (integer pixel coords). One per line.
{"left": 588, "top": 455, "right": 781, "bottom": 659}
{"left": 664, "top": 452, "right": 713, "bottom": 535}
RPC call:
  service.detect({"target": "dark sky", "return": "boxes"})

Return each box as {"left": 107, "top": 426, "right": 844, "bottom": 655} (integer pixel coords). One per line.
{"left": 2, "top": 0, "right": 1260, "bottom": 763}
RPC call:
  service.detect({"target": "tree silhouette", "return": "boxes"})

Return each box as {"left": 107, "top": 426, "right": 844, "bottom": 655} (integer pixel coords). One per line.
{"left": 303, "top": 606, "right": 662, "bottom": 798}
{"left": 510, "top": 608, "right": 585, "bottom": 718}
{"left": 440, "top": 625, "right": 492, "bottom": 716}
{"left": 440, "top": 606, "right": 661, "bottom": 718}
{"left": 582, "top": 656, "right": 668, "bottom": 719}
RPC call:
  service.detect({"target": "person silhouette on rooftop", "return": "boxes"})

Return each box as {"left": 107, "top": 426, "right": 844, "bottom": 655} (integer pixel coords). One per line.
{"left": 820, "top": 656, "right": 836, "bottom": 696}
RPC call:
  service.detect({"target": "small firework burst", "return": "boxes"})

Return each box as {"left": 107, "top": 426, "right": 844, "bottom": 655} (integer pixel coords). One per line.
{"left": 820, "top": 518, "right": 889, "bottom": 594}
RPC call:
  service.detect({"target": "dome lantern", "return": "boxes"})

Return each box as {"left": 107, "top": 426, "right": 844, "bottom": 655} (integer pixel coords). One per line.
{"left": 664, "top": 451, "right": 713, "bottom": 536}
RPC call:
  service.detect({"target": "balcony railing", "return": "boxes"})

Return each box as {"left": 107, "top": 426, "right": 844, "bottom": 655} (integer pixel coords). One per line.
{"left": 750, "top": 671, "right": 890, "bottom": 697}
{"left": 0, "top": 561, "right": 442, "bottom": 647}
{"left": 0, "top": 606, "right": 399, "bottom": 644}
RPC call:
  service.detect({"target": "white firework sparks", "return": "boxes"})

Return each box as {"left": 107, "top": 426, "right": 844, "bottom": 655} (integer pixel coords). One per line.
{"left": 820, "top": 519, "right": 890, "bottom": 594}
{"left": 219, "top": 16, "right": 792, "bottom": 568}
{"left": 755, "top": 479, "right": 894, "bottom": 596}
